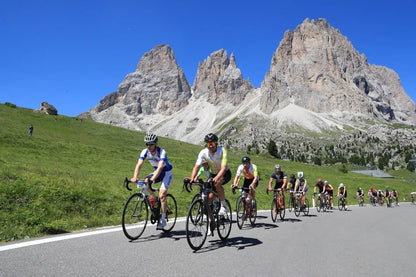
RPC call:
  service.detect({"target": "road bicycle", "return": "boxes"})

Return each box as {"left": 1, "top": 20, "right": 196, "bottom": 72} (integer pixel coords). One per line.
{"left": 368, "top": 193, "right": 377, "bottom": 206}
{"left": 122, "top": 177, "right": 177, "bottom": 241}
{"left": 385, "top": 194, "right": 393, "bottom": 208}
{"left": 358, "top": 194, "right": 364, "bottom": 206}
{"left": 267, "top": 188, "right": 285, "bottom": 222}
{"left": 233, "top": 186, "right": 257, "bottom": 228}
{"left": 313, "top": 192, "right": 328, "bottom": 212}
{"left": 411, "top": 193, "right": 415, "bottom": 204}
{"left": 337, "top": 195, "right": 346, "bottom": 211}
{"left": 294, "top": 192, "right": 309, "bottom": 217}
{"left": 287, "top": 189, "right": 297, "bottom": 213}
{"left": 184, "top": 179, "right": 232, "bottom": 251}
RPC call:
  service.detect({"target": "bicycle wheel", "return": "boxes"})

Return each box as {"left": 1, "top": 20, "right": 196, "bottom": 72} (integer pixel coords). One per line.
{"left": 190, "top": 193, "right": 201, "bottom": 205}
{"left": 122, "top": 193, "right": 148, "bottom": 241}
{"left": 271, "top": 198, "right": 278, "bottom": 222}
{"left": 236, "top": 197, "right": 246, "bottom": 229}
{"left": 279, "top": 198, "right": 286, "bottom": 221}
{"left": 288, "top": 197, "right": 294, "bottom": 212}
{"left": 186, "top": 199, "right": 208, "bottom": 251}
{"left": 338, "top": 198, "right": 343, "bottom": 211}
{"left": 303, "top": 199, "right": 309, "bottom": 216}
{"left": 294, "top": 198, "right": 301, "bottom": 217}
{"left": 316, "top": 197, "right": 321, "bottom": 212}
{"left": 249, "top": 200, "right": 257, "bottom": 225}
{"left": 162, "top": 194, "right": 177, "bottom": 233}
{"left": 217, "top": 199, "right": 232, "bottom": 241}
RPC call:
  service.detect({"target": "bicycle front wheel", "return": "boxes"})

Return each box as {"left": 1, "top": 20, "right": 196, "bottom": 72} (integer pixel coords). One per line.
{"left": 303, "top": 198, "right": 310, "bottom": 216}
{"left": 249, "top": 200, "right": 257, "bottom": 225}
{"left": 236, "top": 198, "right": 246, "bottom": 229}
{"left": 122, "top": 193, "right": 148, "bottom": 241}
{"left": 271, "top": 198, "right": 278, "bottom": 222}
{"left": 217, "top": 199, "right": 232, "bottom": 241}
{"left": 162, "top": 194, "right": 177, "bottom": 233}
{"left": 294, "top": 199, "right": 301, "bottom": 217}
{"left": 186, "top": 199, "right": 208, "bottom": 251}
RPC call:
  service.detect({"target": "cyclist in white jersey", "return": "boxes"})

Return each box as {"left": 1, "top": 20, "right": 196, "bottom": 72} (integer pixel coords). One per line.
{"left": 131, "top": 133, "right": 173, "bottom": 229}
{"left": 190, "top": 133, "right": 231, "bottom": 216}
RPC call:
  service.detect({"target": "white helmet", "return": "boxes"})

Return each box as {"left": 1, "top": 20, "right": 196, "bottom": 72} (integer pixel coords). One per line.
{"left": 324, "top": 181, "right": 328, "bottom": 185}
{"left": 339, "top": 183, "right": 344, "bottom": 188}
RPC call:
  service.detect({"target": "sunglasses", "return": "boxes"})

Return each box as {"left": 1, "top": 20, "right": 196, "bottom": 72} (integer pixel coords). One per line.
{"left": 205, "top": 141, "right": 217, "bottom": 147}
{"left": 146, "top": 142, "right": 155, "bottom": 146}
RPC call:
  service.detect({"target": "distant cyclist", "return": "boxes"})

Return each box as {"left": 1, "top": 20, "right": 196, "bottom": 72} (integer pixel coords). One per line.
{"left": 322, "top": 181, "right": 334, "bottom": 208}
{"left": 392, "top": 189, "right": 399, "bottom": 206}
{"left": 287, "top": 174, "right": 297, "bottom": 192}
{"left": 189, "top": 133, "right": 231, "bottom": 216}
{"left": 131, "top": 133, "right": 173, "bottom": 229}
{"left": 314, "top": 178, "right": 325, "bottom": 194}
{"left": 337, "top": 183, "right": 348, "bottom": 209}
{"left": 294, "top": 172, "right": 308, "bottom": 207}
{"left": 268, "top": 164, "right": 288, "bottom": 206}
{"left": 231, "top": 156, "right": 259, "bottom": 205}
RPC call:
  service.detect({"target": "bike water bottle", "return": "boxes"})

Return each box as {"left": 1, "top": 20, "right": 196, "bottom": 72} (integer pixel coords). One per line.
{"left": 150, "top": 195, "right": 156, "bottom": 207}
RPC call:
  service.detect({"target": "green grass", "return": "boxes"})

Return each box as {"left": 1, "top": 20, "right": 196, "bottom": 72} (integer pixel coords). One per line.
{"left": 1, "top": 103, "right": 416, "bottom": 242}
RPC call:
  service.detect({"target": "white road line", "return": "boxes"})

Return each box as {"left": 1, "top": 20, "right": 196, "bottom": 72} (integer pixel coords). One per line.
{"left": 0, "top": 218, "right": 188, "bottom": 252}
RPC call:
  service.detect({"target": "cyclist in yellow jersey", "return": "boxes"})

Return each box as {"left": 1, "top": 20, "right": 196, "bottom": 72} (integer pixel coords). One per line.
{"left": 231, "top": 156, "right": 259, "bottom": 204}
{"left": 190, "top": 133, "right": 231, "bottom": 216}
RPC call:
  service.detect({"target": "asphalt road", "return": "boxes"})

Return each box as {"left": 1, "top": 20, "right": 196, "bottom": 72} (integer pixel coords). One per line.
{"left": 1, "top": 202, "right": 415, "bottom": 277}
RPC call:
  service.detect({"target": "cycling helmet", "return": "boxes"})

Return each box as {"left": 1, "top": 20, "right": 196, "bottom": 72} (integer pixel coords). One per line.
{"left": 324, "top": 181, "right": 328, "bottom": 185}
{"left": 204, "top": 133, "right": 218, "bottom": 143}
{"left": 274, "top": 164, "right": 282, "bottom": 170}
{"left": 242, "top": 156, "right": 251, "bottom": 163}
{"left": 317, "top": 178, "right": 322, "bottom": 182}
{"left": 339, "top": 183, "right": 344, "bottom": 188}
{"left": 144, "top": 133, "right": 158, "bottom": 145}
{"left": 297, "top": 172, "right": 304, "bottom": 179}
{"left": 290, "top": 174, "right": 295, "bottom": 178}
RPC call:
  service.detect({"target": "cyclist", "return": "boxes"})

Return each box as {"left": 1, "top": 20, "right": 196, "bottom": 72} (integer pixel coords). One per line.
{"left": 377, "top": 189, "right": 384, "bottom": 205}
{"left": 357, "top": 187, "right": 364, "bottom": 203}
{"left": 392, "top": 189, "right": 399, "bottom": 206}
{"left": 231, "top": 156, "right": 259, "bottom": 205}
{"left": 411, "top": 192, "right": 416, "bottom": 203}
{"left": 369, "top": 187, "right": 377, "bottom": 203}
{"left": 385, "top": 189, "right": 392, "bottom": 206}
{"left": 322, "top": 181, "right": 334, "bottom": 208}
{"left": 268, "top": 164, "right": 288, "bottom": 208}
{"left": 337, "top": 183, "right": 348, "bottom": 209}
{"left": 287, "top": 174, "right": 297, "bottom": 191}
{"left": 190, "top": 133, "right": 231, "bottom": 216}
{"left": 314, "top": 178, "right": 325, "bottom": 194}
{"left": 294, "top": 172, "right": 308, "bottom": 208}
{"left": 131, "top": 133, "right": 173, "bottom": 229}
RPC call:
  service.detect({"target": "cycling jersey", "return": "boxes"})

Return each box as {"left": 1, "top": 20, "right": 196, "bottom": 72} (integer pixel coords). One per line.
{"left": 196, "top": 147, "right": 229, "bottom": 174}
{"left": 315, "top": 182, "right": 324, "bottom": 193}
{"left": 287, "top": 178, "right": 297, "bottom": 191}
{"left": 139, "top": 147, "right": 172, "bottom": 172}
{"left": 324, "top": 185, "right": 333, "bottom": 196}
{"left": 295, "top": 179, "right": 308, "bottom": 193}
{"left": 197, "top": 167, "right": 210, "bottom": 179}
{"left": 270, "top": 171, "right": 287, "bottom": 189}
{"left": 236, "top": 164, "right": 258, "bottom": 180}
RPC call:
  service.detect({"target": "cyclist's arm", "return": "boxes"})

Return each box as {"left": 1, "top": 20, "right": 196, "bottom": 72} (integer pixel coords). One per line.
{"left": 191, "top": 164, "right": 202, "bottom": 182}
{"left": 250, "top": 165, "right": 259, "bottom": 189}
{"left": 232, "top": 174, "right": 240, "bottom": 188}
{"left": 268, "top": 177, "right": 274, "bottom": 191}
{"left": 213, "top": 164, "right": 227, "bottom": 184}
{"left": 132, "top": 158, "right": 145, "bottom": 182}
{"left": 282, "top": 177, "right": 288, "bottom": 190}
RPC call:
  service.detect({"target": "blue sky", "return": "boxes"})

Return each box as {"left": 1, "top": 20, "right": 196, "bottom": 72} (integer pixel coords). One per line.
{"left": 1, "top": 0, "right": 415, "bottom": 117}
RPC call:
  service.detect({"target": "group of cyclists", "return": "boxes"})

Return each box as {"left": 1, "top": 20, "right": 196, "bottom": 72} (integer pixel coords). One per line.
{"left": 130, "top": 132, "right": 406, "bottom": 231}
{"left": 367, "top": 187, "right": 400, "bottom": 206}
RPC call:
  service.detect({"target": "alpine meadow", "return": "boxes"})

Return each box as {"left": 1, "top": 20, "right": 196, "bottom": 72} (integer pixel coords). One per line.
{"left": 1, "top": 103, "right": 415, "bottom": 242}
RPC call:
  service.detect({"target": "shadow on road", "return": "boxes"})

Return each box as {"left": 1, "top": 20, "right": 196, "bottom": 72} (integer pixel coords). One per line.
{"left": 194, "top": 235, "right": 263, "bottom": 253}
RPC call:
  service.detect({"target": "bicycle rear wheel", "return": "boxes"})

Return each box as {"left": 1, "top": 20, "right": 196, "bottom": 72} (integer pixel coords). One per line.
{"left": 249, "top": 200, "right": 257, "bottom": 225}
{"left": 271, "top": 198, "right": 278, "bottom": 222}
{"left": 294, "top": 198, "right": 301, "bottom": 217}
{"left": 288, "top": 197, "right": 293, "bottom": 212}
{"left": 303, "top": 199, "right": 309, "bottom": 216}
{"left": 186, "top": 199, "right": 208, "bottom": 251}
{"left": 162, "top": 194, "right": 177, "bottom": 233}
{"left": 316, "top": 197, "right": 321, "bottom": 212}
{"left": 236, "top": 197, "right": 246, "bottom": 229}
{"left": 217, "top": 199, "right": 232, "bottom": 241}
{"left": 122, "top": 193, "right": 148, "bottom": 241}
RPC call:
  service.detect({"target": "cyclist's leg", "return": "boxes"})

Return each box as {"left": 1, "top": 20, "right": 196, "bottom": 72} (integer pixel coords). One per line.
{"left": 159, "top": 171, "right": 172, "bottom": 216}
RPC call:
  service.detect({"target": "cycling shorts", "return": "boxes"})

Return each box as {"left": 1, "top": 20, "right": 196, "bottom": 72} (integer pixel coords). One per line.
{"left": 242, "top": 178, "right": 258, "bottom": 192}
{"left": 145, "top": 170, "right": 172, "bottom": 191}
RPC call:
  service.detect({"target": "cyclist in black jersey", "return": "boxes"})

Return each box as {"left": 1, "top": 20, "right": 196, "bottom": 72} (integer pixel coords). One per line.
{"left": 314, "top": 178, "right": 325, "bottom": 194}
{"left": 268, "top": 164, "right": 288, "bottom": 203}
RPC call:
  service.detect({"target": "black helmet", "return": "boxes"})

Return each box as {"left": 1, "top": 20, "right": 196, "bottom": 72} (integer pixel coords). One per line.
{"left": 290, "top": 174, "right": 295, "bottom": 178}
{"left": 144, "top": 133, "right": 158, "bottom": 145}
{"left": 204, "top": 133, "right": 218, "bottom": 143}
{"left": 242, "top": 156, "right": 250, "bottom": 163}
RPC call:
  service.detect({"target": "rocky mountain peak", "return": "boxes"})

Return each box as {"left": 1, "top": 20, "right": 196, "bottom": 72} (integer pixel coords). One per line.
{"left": 90, "top": 44, "right": 191, "bottom": 116}
{"left": 192, "top": 49, "right": 254, "bottom": 105}
{"left": 260, "top": 18, "right": 416, "bottom": 124}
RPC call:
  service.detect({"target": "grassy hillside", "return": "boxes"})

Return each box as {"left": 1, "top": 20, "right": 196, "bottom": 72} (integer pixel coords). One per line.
{"left": 1, "top": 103, "right": 415, "bottom": 242}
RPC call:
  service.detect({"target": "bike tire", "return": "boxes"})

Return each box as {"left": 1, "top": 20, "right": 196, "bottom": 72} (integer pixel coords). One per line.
{"left": 190, "top": 193, "right": 201, "bottom": 205}
{"left": 279, "top": 198, "right": 286, "bottom": 221}
{"left": 122, "top": 193, "right": 148, "bottom": 241}
{"left": 271, "top": 198, "right": 278, "bottom": 223}
{"left": 162, "top": 194, "right": 177, "bottom": 233}
{"left": 236, "top": 197, "right": 246, "bottom": 229}
{"left": 288, "top": 197, "right": 294, "bottom": 212}
{"left": 217, "top": 199, "right": 232, "bottom": 241}
{"left": 186, "top": 199, "right": 208, "bottom": 251}
{"left": 303, "top": 199, "right": 310, "bottom": 216}
{"left": 294, "top": 199, "right": 301, "bottom": 217}
{"left": 316, "top": 197, "right": 321, "bottom": 212}
{"left": 249, "top": 200, "right": 257, "bottom": 225}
